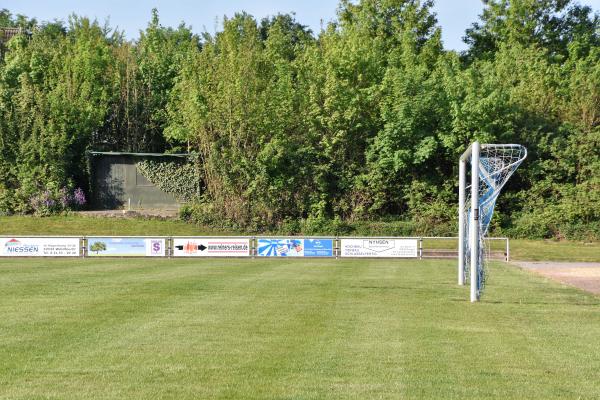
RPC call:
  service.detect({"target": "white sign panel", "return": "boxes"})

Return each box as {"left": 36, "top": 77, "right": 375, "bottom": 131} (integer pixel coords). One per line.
{"left": 173, "top": 237, "right": 250, "bottom": 257}
{"left": 86, "top": 237, "right": 165, "bottom": 257}
{"left": 340, "top": 238, "right": 418, "bottom": 258}
{"left": 0, "top": 237, "right": 80, "bottom": 257}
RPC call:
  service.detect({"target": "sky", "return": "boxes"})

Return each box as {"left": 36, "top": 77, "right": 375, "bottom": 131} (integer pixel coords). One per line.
{"left": 3, "top": 0, "right": 600, "bottom": 51}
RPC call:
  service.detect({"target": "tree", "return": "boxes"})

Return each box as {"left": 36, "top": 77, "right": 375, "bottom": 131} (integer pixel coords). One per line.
{"left": 166, "top": 12, "right": 317, "bottom": 225}
{"left": 90, "top": 241, "right": 106, "bottom": 254}
{"left": 464, "top": 0, "right": 599, "bottom": 62}
{"left": 136, "top": 8, "right": 199, "bottom": 152}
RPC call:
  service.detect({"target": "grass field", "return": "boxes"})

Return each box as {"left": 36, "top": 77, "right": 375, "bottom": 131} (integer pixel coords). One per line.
{"left": 1, "top": 258, "right": 598, "bottom": 399}
{"left": 0, "top": 215, "right": 599, "bottom": 262}
{"left": 0, "top": 215, "right": 224, "bottom": 236}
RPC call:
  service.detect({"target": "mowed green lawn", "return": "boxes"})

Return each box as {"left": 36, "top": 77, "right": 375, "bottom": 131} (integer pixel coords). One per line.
{"left": 0, "top": 258, "right": 598, "bottom": 399}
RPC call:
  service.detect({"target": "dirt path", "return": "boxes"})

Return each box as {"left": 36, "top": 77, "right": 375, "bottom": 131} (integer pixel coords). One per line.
{"left": 513, "top": 261, "right": 600, "bottom": 295}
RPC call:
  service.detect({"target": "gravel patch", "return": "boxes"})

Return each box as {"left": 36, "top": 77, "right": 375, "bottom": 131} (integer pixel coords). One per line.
{"left": 513, "top": 261, "right": 600, "bottom": 295}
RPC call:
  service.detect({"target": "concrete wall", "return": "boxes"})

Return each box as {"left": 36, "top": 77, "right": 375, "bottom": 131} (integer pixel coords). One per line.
{"left": 91, "top": 154, "right": 180, "bottom": 210}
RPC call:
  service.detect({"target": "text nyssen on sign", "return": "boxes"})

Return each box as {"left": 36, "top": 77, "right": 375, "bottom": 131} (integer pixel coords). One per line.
{"left": 87, "top": 237, "right": 165, "bottom": 257}
{"left": 257, "top": 238, "right": 334, "bottom": 257}
{"left": 0, "top": 237, "right": 80, "bottom": 257}
{"left": 340, "top": 238, "right": 418, "bottom": 258}
{"left": 173, "top": 238, "right": 250, "bottom": 257}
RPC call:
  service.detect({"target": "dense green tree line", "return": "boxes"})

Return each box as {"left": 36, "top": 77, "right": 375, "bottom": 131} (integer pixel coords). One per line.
{"left": 0, "top": 0, "right": 598, "bottom": 239}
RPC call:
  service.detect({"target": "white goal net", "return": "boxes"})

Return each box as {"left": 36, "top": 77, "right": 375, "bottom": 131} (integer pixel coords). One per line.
{"left": 458, "top": 142, "right": 527, "bottom": 302}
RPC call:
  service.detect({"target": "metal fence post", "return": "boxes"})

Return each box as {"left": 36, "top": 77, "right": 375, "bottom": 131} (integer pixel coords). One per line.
{"left": 506, "top": 238, "right": 510, "bottom": 262}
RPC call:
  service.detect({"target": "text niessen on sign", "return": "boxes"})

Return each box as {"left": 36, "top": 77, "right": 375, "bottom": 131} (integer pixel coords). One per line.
{"left": 340, "top": 238, "right": 418, "bottom": 258}
{"left": 172, "top": 238, "right": 250, "bottom": 257}
{"left": 0, "top": 237, "right": 80, "bottom": 257}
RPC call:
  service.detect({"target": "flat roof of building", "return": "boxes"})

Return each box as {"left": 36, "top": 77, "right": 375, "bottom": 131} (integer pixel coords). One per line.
{"left": 89, "top": 151, "right": 190, "bottom": 158}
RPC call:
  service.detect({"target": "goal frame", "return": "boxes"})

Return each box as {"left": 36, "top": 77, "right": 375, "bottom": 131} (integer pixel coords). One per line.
{"left": 458, "top": 141, "right": 526, "bottom": 302}
{"left": 458, "top": 141, "right": 480, "bottom": 302}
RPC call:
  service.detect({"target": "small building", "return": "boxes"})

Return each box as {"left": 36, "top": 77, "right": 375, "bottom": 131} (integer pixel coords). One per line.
{"left": 89, "top": 152, "right": 190, "bottom": 210}
{"left": 0, "top": 27, "right": 32, "bottom": 59}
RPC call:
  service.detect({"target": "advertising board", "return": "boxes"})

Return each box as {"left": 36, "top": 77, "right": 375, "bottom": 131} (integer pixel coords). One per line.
{"left": 340, "top": 238, "right": 418, "bottom": 258}
{"left": 257, "top": 238, "right": 334, "bottom": 257}
{"left": 172, "top": 237, "right": 250, "bottom": 257}
{"left": 86, "top": 237, "right": 165, "bottom": 257}
{"left": 0, "top": 237, "right": 80, "bottom": 257}
{"left": 304, "top": 239, "right": 334, "bottom": 257}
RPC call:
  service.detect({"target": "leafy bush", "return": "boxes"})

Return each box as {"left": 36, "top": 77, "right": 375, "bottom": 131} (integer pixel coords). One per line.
{"left": 0, "top": 186, "right": 18, "bottom": 216}
{"left": 27, "top": 187, "right": 87, "bottom": 216}
{"left": 180, "top": 202, "right": 449, "bottom": 237}
{"left": 508, "top": 209, "right": 600, "bottom": 241}
{"left": 179, "top": 201, "right": 225, "bottom": 227}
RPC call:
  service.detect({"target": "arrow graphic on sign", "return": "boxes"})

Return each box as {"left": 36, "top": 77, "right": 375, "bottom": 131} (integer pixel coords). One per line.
{"left": 175, "top": 243, "right": 204, "bottom": 252}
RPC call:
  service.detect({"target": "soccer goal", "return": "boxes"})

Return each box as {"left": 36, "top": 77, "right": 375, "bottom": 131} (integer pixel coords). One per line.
{"left": 458, "top": 142, "right": 527, "bottom": 302}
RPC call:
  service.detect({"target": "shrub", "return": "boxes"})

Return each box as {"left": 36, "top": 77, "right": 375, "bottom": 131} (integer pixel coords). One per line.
{"left": 27, "top": 187, "right": 88, "bottom": 216}
{"left": 73, "top": 187, "right": 87, "bottom": 207}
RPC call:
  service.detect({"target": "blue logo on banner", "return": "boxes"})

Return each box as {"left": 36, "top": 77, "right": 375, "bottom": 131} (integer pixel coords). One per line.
{"left": 304, "top": 239, "right": 333, "bottom": 257}
{"left": 257, "top": 239, "right": 304, "bottom": 257}
{"left": 257, "top": 238, "right": 333, "bottom": 257}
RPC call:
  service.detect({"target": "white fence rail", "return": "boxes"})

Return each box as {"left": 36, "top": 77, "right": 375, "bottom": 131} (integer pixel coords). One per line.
{"left": 420, "top": 237, "right": 509, "bottom": 261}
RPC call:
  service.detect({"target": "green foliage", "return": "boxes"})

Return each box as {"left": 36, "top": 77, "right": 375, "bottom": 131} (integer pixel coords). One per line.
{"left": 136, "top": 157, "right": 201, "bottom": 203}
{"left": 464, "top": 0, "right": 599, "bottom": 62}
{"left": 135, "top": 9, "right": 199, "bottom": 151}
{"left": 0, "top": 1, "right": 599, "bottom": 238}
{"left": 0, "top": 17, "right": 112, "bottom": 214}
{"left": 89, "top": 241, "right": 106, "bottom": 254}
{"left": 179, "top": 202, "right": 449, "bottom": 237}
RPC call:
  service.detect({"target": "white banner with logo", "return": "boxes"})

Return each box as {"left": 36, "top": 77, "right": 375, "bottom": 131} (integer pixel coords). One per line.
{"left": 86, "top": 237, "right": 166, "bottom": 257}
{"left": 0, "top": 237, "right": 80, "bottom": 257}
{"left": 340, "top": 238, "right": 418, "bottom": 258}
{"left": 173, "top": 237, "right": 251, "bottom": 257}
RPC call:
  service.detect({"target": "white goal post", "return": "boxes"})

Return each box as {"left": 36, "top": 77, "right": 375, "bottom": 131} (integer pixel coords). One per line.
{"left": 458, "top": 142, "right": 527, "bottom": 302}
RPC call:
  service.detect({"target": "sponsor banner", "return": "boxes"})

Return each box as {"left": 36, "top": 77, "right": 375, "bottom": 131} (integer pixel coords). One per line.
{"left": 304, "top": 239, "right": 334, "bottom": 257}
{"left": 257, "top": 238, "right": 333, "bottom": 257}
{"left": 87, "top": 237, "right": 165, "bottom": 257}
{"left": 257, "top": 238, "right": 304, "bottom": 257}
{"left": 173, "top": 238, "right": 250, "bottom": 257}
{"left": 0, "top": 237, "right": 80, "bottom": 257}
{"left": 340, "top": 238, "right": 418, "bottom": 258}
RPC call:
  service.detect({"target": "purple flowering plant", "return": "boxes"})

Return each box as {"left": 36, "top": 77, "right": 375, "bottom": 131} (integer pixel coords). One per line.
{"left": 58, "top": 187, "right": 72, "bottom": 209}
{"left": 73, "top": 187, "right": 87, "bottom": 206}
{"left": 29, "top": 187, "right": 87, "bottom": 215}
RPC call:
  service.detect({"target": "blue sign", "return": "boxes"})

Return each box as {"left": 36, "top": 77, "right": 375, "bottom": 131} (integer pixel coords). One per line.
{"left": 256, "top": 238, "right": 333, "bottom": 257}
{"left": 257, "top": 239, "right": 304, "bottom": 257}
{"left": 304, "top": 239, "right": 333, "bottom": 257}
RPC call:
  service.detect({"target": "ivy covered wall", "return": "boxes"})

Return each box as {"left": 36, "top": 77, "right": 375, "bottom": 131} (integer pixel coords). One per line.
{"left": 136, "top": 156, "right": 202, "bottom": 203}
